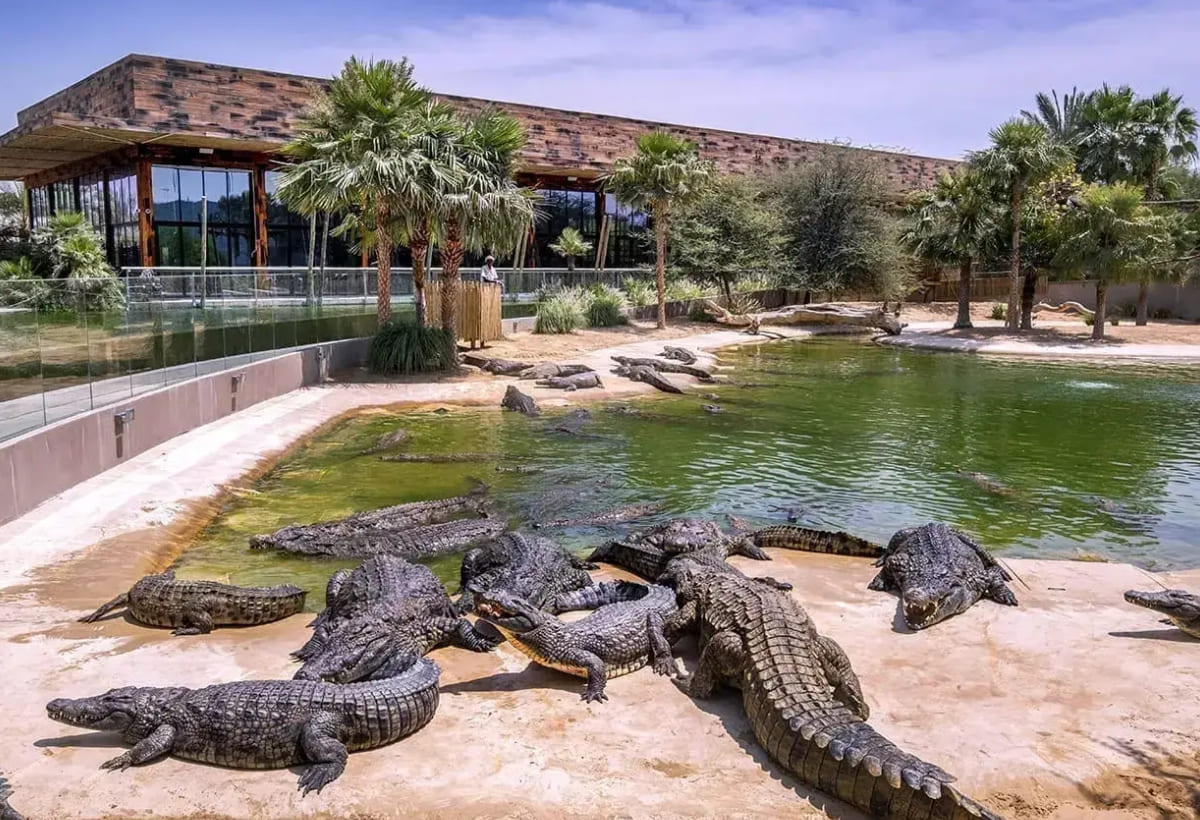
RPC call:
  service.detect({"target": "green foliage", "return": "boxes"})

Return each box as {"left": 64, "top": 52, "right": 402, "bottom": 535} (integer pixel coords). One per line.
{"left": 621, "top": 276, "right": 655, "bottom": 307}
{"left": 368, "top": 319, "right": 456, "bottom": 374}
{"left": 990, "top": 304, "right": 1007, "bottom": 321}
{"left": 902, "top": 167, "right": 1001, "bottom": 268}
{"left": 548, "top": 227, "right": 593, "bottom": 269}
{"left": 667, "top": 175, "right": 784, "bottom": 297}
{"left": 1053, "top": 183, "right": 1167, "bottom": 284}
{"left": 534, "top": 287, "right": 588, "bottom": 334}
{"left": 732, "top": 272, "right": 780, "bottom": 293}
{"left": 1022, "top": 88, "right": 1092, "bottom": 143}
{"left": 585, "top": 284, "right": 627, "bottom": 327}
{"left": 0, "top": 213, "right": 124, "bottom": 311}
{"left": 771, "top": 153, "right": 913, "bottom": 297}
{"left": 665, "top": 278, "right": 718, "bottom": 302}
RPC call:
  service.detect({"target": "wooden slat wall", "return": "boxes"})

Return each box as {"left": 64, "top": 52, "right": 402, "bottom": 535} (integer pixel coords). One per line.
{"left": 426, "top": 282, "right": 503, "bottom": 346}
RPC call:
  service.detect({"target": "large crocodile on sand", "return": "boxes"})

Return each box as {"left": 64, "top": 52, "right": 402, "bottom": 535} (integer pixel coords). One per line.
{"left": 80, "top": 571, "right": 305, "bottom": 635}
{"left": 1124, "top": 589, "right": 1200, "bottom": 638}
{"left": 0, "top": 777, "right": 23, "bottom": 820}
{"left": 659, "top": 557, "right": 1002, "bottom": 820}
{"left": 476, "top": 581, "right": 677, "bottom": 702}
{"left": 519, "top": 363, "right": 594, "bottom": 380}
{"left": 660, "top": 345, "right": 699, "bottom": 364}
{"left": 46, "top": 659, "right": 440, "bottom": 795}
{"left": 611, "top": 355, "right": 715, "bottom": 381}
{"left": 612, "top": 363, "right": 683, "bottom": 394}
{"left": 248, "top": 484, "right": 489, "bottom": 552}
{"left": 254, "top": 517, "right": 506, "bottom": 559}
{"left": 461, "top": 354, "right": 532, "bottom": 375}
{"left": 536, "top": 372, "right": 604, "bottom": 391}
{"left": 868, "top": 523, "right": 1017, "bottom": 630}
{"left": 457, "top": 532, "right": 594, "bottom": 614}
{"left": 752, "top": 525, "right": 883, "bottom": 558}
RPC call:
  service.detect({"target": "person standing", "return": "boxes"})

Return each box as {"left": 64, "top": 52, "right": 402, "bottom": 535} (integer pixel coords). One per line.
{"left": 480, "top": 255, "right": 504, "bottom": 294}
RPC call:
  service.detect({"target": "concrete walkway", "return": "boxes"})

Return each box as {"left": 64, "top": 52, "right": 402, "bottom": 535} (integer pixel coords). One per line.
{"left": 0, "top": 326, "right": 1197, "bottom": 818}
{"left": 880, "top": 321, "right": 1200, "bottom": 360}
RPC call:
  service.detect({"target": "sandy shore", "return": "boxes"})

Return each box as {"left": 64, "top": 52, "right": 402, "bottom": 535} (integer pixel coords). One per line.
{"left": 1, "top": 324, "right": 1198, "bottom": 819}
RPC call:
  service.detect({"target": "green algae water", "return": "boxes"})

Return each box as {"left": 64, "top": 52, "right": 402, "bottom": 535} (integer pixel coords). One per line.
{"left": 177, "top": 338, "right": 1200, "bottom": 607}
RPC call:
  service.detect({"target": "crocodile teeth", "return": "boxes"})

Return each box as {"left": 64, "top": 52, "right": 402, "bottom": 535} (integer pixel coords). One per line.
{"left": 828, "top": 739, "right": 847, "bottom": 761}
{"left": 864, "top": 756, "right": 883, "bottom": 777}
{"left": 922, "top": 778, "right": 943, "bottom": 800}
{"left": 884, "top": 761, "right": 903, "bottom": 789}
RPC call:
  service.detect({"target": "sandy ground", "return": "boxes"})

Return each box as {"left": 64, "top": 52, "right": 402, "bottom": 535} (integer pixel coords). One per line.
{"left": 2, "top": 325, "right": 1199, "bottom": 819}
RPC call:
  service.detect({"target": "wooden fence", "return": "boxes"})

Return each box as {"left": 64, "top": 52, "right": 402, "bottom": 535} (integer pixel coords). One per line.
{"left": 426, "top": 281, "right": 503, "bottom": 347}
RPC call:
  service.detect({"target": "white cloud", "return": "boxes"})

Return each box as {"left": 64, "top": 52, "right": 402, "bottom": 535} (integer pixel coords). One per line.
{"left": 263, "top": 0, "right": 1200, "bottom": 159}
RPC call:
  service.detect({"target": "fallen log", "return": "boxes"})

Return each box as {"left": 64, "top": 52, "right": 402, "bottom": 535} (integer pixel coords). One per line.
{"left": 705, "top": 301, "right": 905, "bottom": 335}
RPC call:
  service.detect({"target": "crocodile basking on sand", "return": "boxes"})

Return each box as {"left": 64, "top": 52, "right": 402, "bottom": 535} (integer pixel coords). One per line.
{"left": 254, "top": 517, "right": 507, "bottom": 559}
{"left": 611, "top": 355, "right": 715, "bottom": 381}
{"left": 868, "top": 523, "right": 1018, "bottom": 630}
{"left": 659, "top": 557, "right": 1002, "bottom": 820}
{"left": 0, "top": 777, "right": 23, "bottom": 820}
{"left": 501, "top": 385, "right": 540, "bottom": 416}
{"left": 612, "top": 363, "right": 683, "bottom": 394}
{"left": 46, "top": 659, "right": 440, "bottom": 795}
{"left": 457, "top": 532, "right": 594, "bottom": 614}
{"left": 461, "top": 354, "right": 532, "bottom": 375}
{"left": 1124, "top": 589, "right": 1200, "bottom": 638}
{"left": 80, "top": 571, "right": 306, "bottom": 635}
{"left": 536, "top": 371, "right": 604, "bottom": 391}
{"left": 476, "top": 581, "right": 677, "bottom": 702}
{"left": 660, "top": 345, "right": 699, "bottom": 364}
{"left": 752, "top": 525, "right": 884, "bottom": 558}
{"left": 248, "top": 484, "right": 489, "bottom": 552}
{"left": 519, "top": 363, "right": 594, "bottom": 380}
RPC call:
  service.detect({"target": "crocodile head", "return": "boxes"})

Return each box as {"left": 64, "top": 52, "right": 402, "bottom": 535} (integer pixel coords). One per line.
{"left": 1124, "top": 589, "right": 1200, "bottom": 634}
{"left": 294, "top": 619, "right": 400, "bottom": 683}
{"left": 898, "top": 582, "right": 975, "bottom": 631}
{"left": 473, "top": 589, "right": 552, "bottom": 634}
{"left": 47, "top": 687, "right": 159, "bottom": 731}
{"left": 248, "top": 533, "right": 276, "bottom": 550}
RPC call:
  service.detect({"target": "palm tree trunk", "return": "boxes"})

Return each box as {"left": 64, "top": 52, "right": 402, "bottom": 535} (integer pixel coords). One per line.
{"left": 440, "top": 215, "right": 464, "bottom": 343}
{"left": 1093, "top": 280, "right": 1108, "bottom": 341}
{"left": 654, "top": 202, "right": 667, "bottom": 329}
{"left": 1136, "top": 279, "right": 1149, "bottom": 326}
{"left": 1006, "top": 187, "right": 1022, "bottom": 332}
{"left": 954, "top": 257, "right": 973, "bottom": 329}
{"left": 375, "top": 197, "right": 392, "bottom": 325}
{"left": 1020, "top": 270, "right": 1036, "bottom": 330}
{"left": 410, "top": 222, "right": 430, "bottom": 327}
{"left": 566, "top": 255, "right": 575, "bottom": 272}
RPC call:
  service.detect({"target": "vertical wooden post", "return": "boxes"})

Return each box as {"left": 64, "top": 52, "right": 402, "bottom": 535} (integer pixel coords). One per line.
{"left": 252, "top": 165, "right": 269, "bottom": 287}
{"left": 135, "top": 158, "right": 154, "bottom": 268}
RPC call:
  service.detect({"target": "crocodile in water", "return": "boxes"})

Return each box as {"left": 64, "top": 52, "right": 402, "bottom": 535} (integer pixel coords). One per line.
{"left": 80, "top": 570, "right": 305, "bottom": 635}
{"left": 868, "top": 523, "right": 1017, "bottom": 630}
{"left": 255, "top": 517, "right": 507, "bottom": 559}
{"left": 360, "top": 428, "right": 411, "bottom": 454}
{"left": 381, "top": 452, "right": 502, "bottom": 463}
{"left": 501, "top": 385, "right": 540, "bottom": 416}
{"left": 659, "top": 557, "right": 1003, "bottom": 819}
{"left": 1124, "top": 589, "right": 1200, "bottom": 638}
{"left": 46, "top": 659, "right": 440, "bottom": 795}
{"left": 536, "top": 501, "right": 664, "bottom": 529}
{"left": 457, "top": 532, "right": 594, "bottom": 614}
{"left": 476, "top": 581, "right": 677, "bottom": 702}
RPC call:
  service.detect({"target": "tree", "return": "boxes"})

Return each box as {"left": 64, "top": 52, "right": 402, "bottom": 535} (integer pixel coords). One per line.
{"left": 548, "top": 227, "right": 593, "bottom": 271}
{"left": 902, "top": 167, "right": 1000, "bottom": 328}
{"left": 437, "top": 109, "right": 536, "bottom": 343}
{"left": 1053, "top": 183, "right": 1166, "bottom": 340}
{"left": 668, "top": 175, "right": 784, "bottom": 301}
{"left": 603, "top": 132, "right": 713, "bottom": 328}
{"left": 772, "top": 152, "right": 912, "bottom": 300}
{"left": 277, "top": 57, "right": 441, "bottom": 326}
{"left": 1022, "top": 87, "right": 1092, "bottom": 143}
{"left": 970, "top": 119, "right": 1071, "bottom": 331}
{"left": 1137, "top": 89, "right": 1198, "bottom": 198}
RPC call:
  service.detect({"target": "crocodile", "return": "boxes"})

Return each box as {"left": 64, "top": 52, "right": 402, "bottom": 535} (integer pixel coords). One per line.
{"left": 519, "top": 362, "right": 594, "bottom": 380}
{"left": 612, "top": 363, "right": 683, "bottom": 394}
{"left": 249, "top": 484, "right": 489, "bottom": 551}
{"left": 611, "top": 355, "right": 715, "bottom": 381}
{"left": 1124, "top": 589, "right": 1200, "bottom": 638}
{"left": 476, "top": 581, "right": 677, "bottom": 702}
{"left": 501, "top": 385, "right": 540, "bottom": 416}
{"left": 461, "top": 354, "right": 532, "bottom": 375}
{"left": 752, "top": 525, "right": 884, "bottom": 558}
{"left": 701, "top": 403, "right": 723, "bottom": 414}
{"left": 535, "top": 372, "right": 604, "bottom": 391}
{"left": 536, "top": 501, "right": 664, "bottom": 529}
{"left": 46, "top": 659, "right": 440, "bottom": 795}
{"left": 360, "top": 428, "right": 410, "bottom": 455}
{"left": 868, "top": 523, "right": 1018, "bottom": 630}
{"left": 0, "top": 777, "right": 23, "bottom": 820}
{"left": 80, "top": 571, "right": 306, "bottom": 635}
{"left": 381, "top": 452, "right": 502, "bottom": 463}
{"left": 495, "top": 464, "right": 541, "bottom": 474}
{"left": 254, "top": 517, "right": 507, "bottom": 559}
{"left": 955, "top": 471, "right": 1021, "bottom": 499}
{"left": 589, "top": 539, "right": 790, "bottom": 590}
{"left": 660, "top": 345, "right": 699, "bottom": 364}
{"left": 659, "top": 559, "right": 1003, "bottom": 820}
{"left": 457, "top": 532, "right": 594, "bottom": 614}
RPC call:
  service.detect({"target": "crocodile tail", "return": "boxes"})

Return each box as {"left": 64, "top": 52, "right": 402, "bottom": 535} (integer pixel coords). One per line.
{"left": 551, "top": 581, "right": 646, "bottom": 613}
{"left": 79, "top": 592, "right": 129, "bottom": 623}
{"left": 752, "top": 525, "right": 883, "bottom": 559}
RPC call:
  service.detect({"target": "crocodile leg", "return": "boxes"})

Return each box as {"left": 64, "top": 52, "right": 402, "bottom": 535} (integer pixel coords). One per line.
{"left": 675, "top": 630, "right": 745, "bottom": 698}
{"left": 816, "top": 635, "right": 870, "bottom": 720}
{"left": 867, "top": 567, "right": 894, "bottom": 592}
{"left": 557, "top": 650, "right": 608, "bottom": 703}
{"left": 297, "top": 713, "right": 348, "bottom": 795}
{"left": 79, "top": 593, "right": 128, "bottom": 623}
{"left": 985, "top": 568, "right": 1019, "bottom": 606}
{"left": 172, "top": 607, "right": 215, "bottom": 636}
{"left": 647, "top": 611, "right": 674, "bottom": 675}
{"left": 100, "top": 724, "right": 175, "bottom": 771}
{"left": 434, "top": 618, "right": 499, "bottom": 652}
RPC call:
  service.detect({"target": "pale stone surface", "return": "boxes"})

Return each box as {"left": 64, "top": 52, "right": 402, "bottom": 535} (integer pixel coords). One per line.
{"left": 881, "top": 321, "right": 1200, "bottom": 359}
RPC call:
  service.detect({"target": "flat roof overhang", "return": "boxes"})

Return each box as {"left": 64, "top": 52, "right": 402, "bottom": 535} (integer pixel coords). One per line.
{"left": 0, "top": 115, "right": 287, "bottom": 180}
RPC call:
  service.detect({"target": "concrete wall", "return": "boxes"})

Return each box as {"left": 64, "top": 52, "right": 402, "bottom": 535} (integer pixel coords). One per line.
{"left": 0, "top": 338, "right": 369, "bottom": 526}
{"left": 1046, "top": 281, "right": 1200, "bottom": 320}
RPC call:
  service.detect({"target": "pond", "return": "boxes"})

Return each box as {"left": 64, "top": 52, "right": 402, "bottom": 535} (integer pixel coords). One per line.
{"left": 176, "top": 337, "right": 1200, "bottom": 608}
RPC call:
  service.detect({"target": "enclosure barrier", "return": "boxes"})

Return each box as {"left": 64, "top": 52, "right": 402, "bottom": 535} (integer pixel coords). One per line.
{"left": 425, "top": 282, "right": 503, "bottom": 346}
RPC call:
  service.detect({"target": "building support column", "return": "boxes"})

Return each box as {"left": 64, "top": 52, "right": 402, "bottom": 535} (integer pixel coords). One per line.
{"left": 252, "top": 165, "right": 269, "bottom": 286}
{"left": 136, "top": 157, "right": 154, "bottom": 268}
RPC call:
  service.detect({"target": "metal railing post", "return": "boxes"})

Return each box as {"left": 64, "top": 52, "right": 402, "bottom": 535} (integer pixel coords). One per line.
{"left": 199, "top": 196, "right": 208, "bottom": 310}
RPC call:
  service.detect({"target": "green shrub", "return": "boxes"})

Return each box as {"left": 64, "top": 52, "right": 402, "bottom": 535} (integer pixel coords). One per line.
{"left": 1084, "top": 314, "right": 1095, "bottom": 326}
{"left": 585, "top": 284, "right": 627, "bottom": 327}
{"left": 1117, "top": 302, "right": 1137, "bottom": 319}
{"left": 726, "top": 292, "right": 762, "bottom": 315}
{"left": 990, "top": 304, "right": 1006, "bottom": 321}
{"left": 535, "top": 288, "right": 587, "bottom": 334}
{"left": 369, "top": 319, "right": 456, "bottom": 374}
{"left": 1152, "top": 307, "right": 1173, "bottom": 320}
{"left": 1110, "top": 317, "right": 1120, "bottom": 326}
{"left": 621, "top": 277, "right": 655, "bottom": 307}
{"left": 733, "top": 273, "right": 778, "bottom": 293}
{"left": 666, "top": 278, "right": 717, "bottom": 302}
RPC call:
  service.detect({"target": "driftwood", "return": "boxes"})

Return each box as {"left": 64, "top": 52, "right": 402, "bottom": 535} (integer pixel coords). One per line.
{"left": 1032, "top": 301, "right": 1095, "bottom": 320}
{"left": 705, "top": 301, "right": 905, "bottom": 335}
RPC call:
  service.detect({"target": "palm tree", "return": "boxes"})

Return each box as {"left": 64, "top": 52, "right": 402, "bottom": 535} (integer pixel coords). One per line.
{"left": 1136, "top": 89, "right": 1198, "bottom": 198}
{"left": 436, "top": 109, "right": 536, "bottom": 342}
{"left": 901, "top": 168, "right": 999, "bottom": 329}
{"left": 603, "top": 132, "right": 713, "bottom": 328}
{"left": 1022, "top": 87, "right": 1091, "bottom": 143}
{"left": 548, "top": 227, "right": 593, "bottom": 271}
{"left": 1054, "top": 183, "right": 1166, "bottom": 340}
{"left": 970, "top": 119, "right": 1071, "bottom": 331}
{"left": 277, "top": 57, "right": 439, "bottom": 326}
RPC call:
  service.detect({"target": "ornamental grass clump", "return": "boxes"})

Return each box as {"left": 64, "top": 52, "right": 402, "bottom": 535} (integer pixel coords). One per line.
{"left": 621, "top": 276, "right": 655, "bottom": 307}
{"left": 585, "top": 284, "right": 627, "bottom": 327}
{"left": 369, "top": 319, "right": 457, "bottom": 374}
{"left": 535, "top": 287, "right": 588, "bottom": 334}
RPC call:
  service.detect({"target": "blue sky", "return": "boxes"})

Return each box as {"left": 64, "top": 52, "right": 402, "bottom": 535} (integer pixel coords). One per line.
{"left": 2, "top": 0, "right": 1199, "bottom": 159}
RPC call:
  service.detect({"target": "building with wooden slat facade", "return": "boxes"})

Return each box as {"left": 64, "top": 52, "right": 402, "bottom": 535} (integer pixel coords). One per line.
{"left": 0, "top": 54, "right": 958, "bottom": 271}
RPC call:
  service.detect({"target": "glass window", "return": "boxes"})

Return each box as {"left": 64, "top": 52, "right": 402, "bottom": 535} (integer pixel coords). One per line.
{"left": 229, "top": 228, "right": 253, "bottom": 267}
{"left": 203, "top": 169, "right": 229, "bottom": 223}
{"left": 152, "top": 166, "right": 180, "bottom": 222}
{"left": 156, "top": 225, "right": 182, "bottom": 266}
{"left": 227, "top": 171, "right": 252, "bottom": 226}
{"left": 181, "top": 226, "right": 202, "bottom": 266}
{"left": 268, "top": 229, "right": 290, "bottom": 266}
